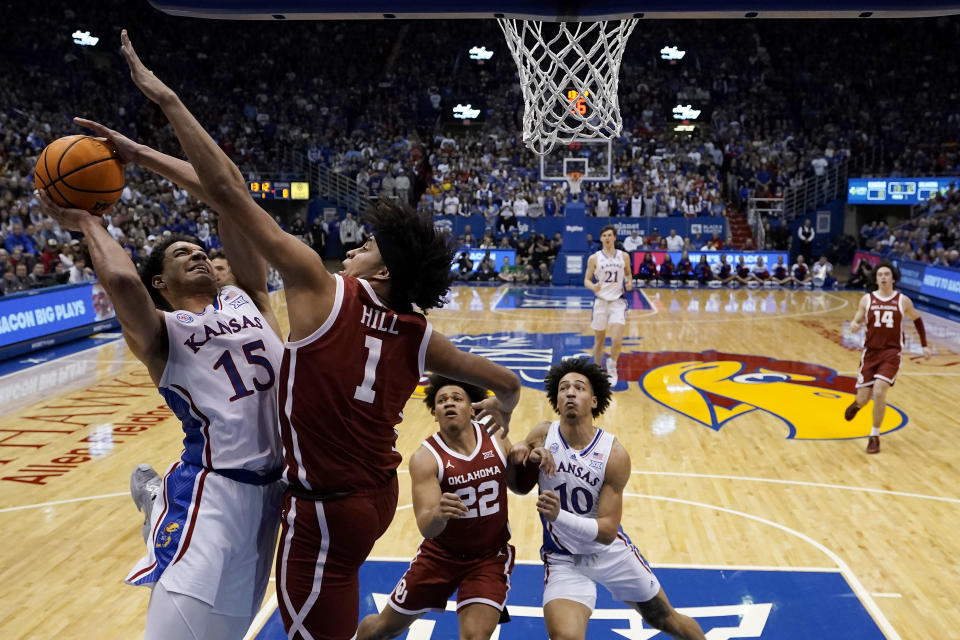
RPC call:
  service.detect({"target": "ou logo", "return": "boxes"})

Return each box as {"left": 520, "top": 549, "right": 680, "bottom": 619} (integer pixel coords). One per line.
{"left": 394, "top": 578, "right": 408, "bottom": 603}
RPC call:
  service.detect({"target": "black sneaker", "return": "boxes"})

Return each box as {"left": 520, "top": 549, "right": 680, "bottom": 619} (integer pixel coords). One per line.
{"left": 844, "top": 402, "right": 861, "bottom": 421}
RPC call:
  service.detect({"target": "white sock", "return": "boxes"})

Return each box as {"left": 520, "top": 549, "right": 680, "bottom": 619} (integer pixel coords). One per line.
{"left": 870, "top": 427, "right": 880, "bottom": 437}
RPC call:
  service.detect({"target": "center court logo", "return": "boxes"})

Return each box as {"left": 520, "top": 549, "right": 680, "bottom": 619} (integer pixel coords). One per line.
{"left": 623, "top": 350, "right": 907, "bottom": 440}
{"left": 415, "top": 333, "right": 906, "bottom": 440}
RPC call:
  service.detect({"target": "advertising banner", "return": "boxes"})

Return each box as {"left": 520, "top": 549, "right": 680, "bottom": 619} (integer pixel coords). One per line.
{"left": 0, "top": 283, "right": 116, "bottom": 350}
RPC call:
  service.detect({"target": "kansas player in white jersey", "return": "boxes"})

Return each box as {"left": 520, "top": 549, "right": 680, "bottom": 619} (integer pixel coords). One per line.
{"left": 584, "top": 225, "right": 633, "bottom": 387}
{"left": 509, "top": 359, "right": 706, "bottom": 640}
{"left": 39, "top": 116, "right": 284, "bottom": 640}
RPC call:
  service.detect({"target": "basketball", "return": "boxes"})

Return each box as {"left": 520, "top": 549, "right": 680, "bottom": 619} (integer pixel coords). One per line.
{"left": 33, "top": 135, "right": 124, "bottom": 215}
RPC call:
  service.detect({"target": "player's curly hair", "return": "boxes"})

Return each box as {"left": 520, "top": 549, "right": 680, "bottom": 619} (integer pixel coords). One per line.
{"left": 874, "top": 260, "right": 900, "bottom": 283}
{"left": 366, "top": 199, "right": 454, "bottom": 314}
{"left": 139, "top": 234, "right": 205, "bottom": 311}
{"left": 422, "top": 374, "right": 489, "bottom": 414}
{"left": 544, "top": 357, "right": 612, "bottom": 418}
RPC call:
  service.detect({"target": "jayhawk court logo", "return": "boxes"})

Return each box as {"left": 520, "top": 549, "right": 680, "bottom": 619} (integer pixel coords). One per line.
{"left": 626, "top": 350, "right": 907, "bottom": 440}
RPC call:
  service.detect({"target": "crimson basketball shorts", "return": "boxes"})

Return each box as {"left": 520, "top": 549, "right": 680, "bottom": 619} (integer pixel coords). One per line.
{"left": 857, "top": 347, "right": 902, "bottom": 387}
{"left": 388, "top": 541, "right": 515, "bottom": 615}
{"left": 276, "top": 474, "right": 399, "bottom": 640}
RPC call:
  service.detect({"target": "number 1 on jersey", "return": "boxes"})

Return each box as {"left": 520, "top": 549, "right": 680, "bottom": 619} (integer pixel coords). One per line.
{"left": 354, "top": 335, "right": 382, "bottom": 403}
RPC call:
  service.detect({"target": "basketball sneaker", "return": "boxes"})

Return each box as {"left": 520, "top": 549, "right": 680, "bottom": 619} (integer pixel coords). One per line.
{"left": 130, "top": 464, "right": 161, "bottom": 543}
{"left": 865, "top": 436, "right": 880, "bottom": 454}
{"left": 844, "top": 401, "right": 861, "bottom": 421}
{"left": 606, "top": 358, "right": 618, "bottom": 387}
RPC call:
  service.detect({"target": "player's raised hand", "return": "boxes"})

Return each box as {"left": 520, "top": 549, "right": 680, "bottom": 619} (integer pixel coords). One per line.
{"left": 120, "top": 30, "right": 177, "bottom": 105}
{"left": 536, "top": 490, "right": 561, "bottom": 521}
{"left": 438, "top": 492, "right": 470, "bottom": 520}
{"left": 529, "top": 446, "right": 556, "bottom": 477}
{"left": 36, "top": 190, "right": 95, "bottom": 232}
{"left": 472, "top": 396, "right": 512, "bottom": 437}
{"left": 508, "top": 442, "right": 533, "bottom": 466}
{"left": 73, "top": 118, "right": 142, "bottom": 165}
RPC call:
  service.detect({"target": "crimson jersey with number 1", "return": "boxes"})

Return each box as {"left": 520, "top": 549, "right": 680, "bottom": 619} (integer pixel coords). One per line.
{"left": 277, "top": 274, "right": 431, "bottom": 492}
{"left": 865, "top": 291, "right": 903, "bottom": 350}
{"left": 421, "top": 422, "right": 510, "bottom": 555}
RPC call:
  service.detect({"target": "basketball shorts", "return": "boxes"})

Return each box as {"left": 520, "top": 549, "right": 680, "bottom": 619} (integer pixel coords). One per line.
{"left": 857, "top": 347, "right": 902, "bottom": 387}
{"left": 542, "top": 531, "right": 660, "bottom": 610}
{"left": 126, "top": 460, "right": 283, "bottom": 618}
{"left": 591, "top": 298, "right": 627, "bottom": 331}
{"left": 276, "top": 474, "right": 399, "bottom": 640}
{"left": 388, "top": 540, "right": 516, "bottom": 615}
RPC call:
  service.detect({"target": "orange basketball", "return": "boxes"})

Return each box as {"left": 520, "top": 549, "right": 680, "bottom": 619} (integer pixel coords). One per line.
{"left": 34, "top": 135, "right": 124, "bottom": 215}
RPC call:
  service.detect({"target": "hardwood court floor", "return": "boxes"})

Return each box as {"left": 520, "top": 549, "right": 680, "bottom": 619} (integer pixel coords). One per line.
{"left": 0, "top": 286, "right": 958, "bottom": 639}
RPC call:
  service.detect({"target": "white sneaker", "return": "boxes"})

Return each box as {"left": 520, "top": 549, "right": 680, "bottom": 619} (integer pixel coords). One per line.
{"left": 130, "top": 464, "right": 161, "bottom": 543}
{"left": 606, "top": 358, "right": 618, "bottom": 387}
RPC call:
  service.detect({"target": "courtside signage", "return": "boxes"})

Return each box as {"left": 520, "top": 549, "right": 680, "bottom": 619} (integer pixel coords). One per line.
{"left": 0, "top": 283, "right": 116, "bottom": 349}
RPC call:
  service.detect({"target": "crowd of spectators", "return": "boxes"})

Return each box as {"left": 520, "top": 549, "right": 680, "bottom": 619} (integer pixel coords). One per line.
{"left": 2, "top": 2, "right": 960, "bottom": 297}
{"left": 859, "top": 183, "right": 960, "bottom": 268}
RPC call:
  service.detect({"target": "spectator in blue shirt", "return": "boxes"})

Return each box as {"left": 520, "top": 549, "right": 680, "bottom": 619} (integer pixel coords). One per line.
{"left": 4, "top": 222, "right": 37, "bottom": 255}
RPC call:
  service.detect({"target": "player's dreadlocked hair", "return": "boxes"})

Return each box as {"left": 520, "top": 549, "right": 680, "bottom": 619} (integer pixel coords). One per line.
{"left": 422, "top": 374, "right": 489, "bottom": 414}
{"left": 139, "top": 234, "right": 205, "bottom": 311}
{"left": 366, "top": 198, "right": 454, "bottom": 313}
{"left": 544, "top": 358, "right": 612, "bottom": 418}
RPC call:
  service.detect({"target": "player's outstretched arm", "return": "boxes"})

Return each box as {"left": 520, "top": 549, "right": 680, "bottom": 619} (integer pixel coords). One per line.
{"left": 849, "top": 293, "right": 869, "bottom": 334}
{"left": 74, "top": 116, "right": 282, "bottom": 338}
{"left": 622, "top": 250, "right": 633, "bottom": 291}
{"left": 218, "top": 220, "right": 283, "bottom": 339}
{"left": 38, "top": 191, "right": 166, "bottom": 381}
{"left": 593, "top": 441, "right": 630, "bottom": 544}
{"left": 118, "top": 30, "right": 331, "bottom": 298}
{"left": 506, "top": 421, "right": 552, "bottom": 494}
{"left": 73, "top": 117, "right": 208, "bottom": 202}
{"left": 583, "top": 253, "right": 598, "bottom": 292}
{"left": 409, "top": 446, "right": 467, "bottom": 539}
{"left": 425, "top": 332, "right": 521, "bottom": 436}
{"left": 901, "top": 295, "right": 932, "bottom": 358}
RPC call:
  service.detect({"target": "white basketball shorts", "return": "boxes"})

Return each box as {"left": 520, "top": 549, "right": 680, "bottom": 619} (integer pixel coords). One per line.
{"left": 542, "top": 531, "right": 660, "bottom": 609}
{"left": 591, "top": 298, "right": 627, "bottom": 331}
{"left": 126, "top": 460, "right": 283, "bottom": 618}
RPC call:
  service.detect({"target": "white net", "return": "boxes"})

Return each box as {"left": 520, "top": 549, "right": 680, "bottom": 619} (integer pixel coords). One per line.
{"left": 565, "top": 171, "right": 584, "bottom": 197}
{"left": 498, "top": 18, "right": 637, "bottom": 156}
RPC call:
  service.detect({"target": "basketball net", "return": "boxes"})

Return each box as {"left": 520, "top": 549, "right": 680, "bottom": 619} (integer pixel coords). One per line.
{"left": 498, "top": 18, "right": 637, "bottom": 156}
{"left": 566, "top": 171, "right": 584, "bottom": 198}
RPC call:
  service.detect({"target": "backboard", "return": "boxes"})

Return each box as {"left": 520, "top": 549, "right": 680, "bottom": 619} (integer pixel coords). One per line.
{"left": 150, "top": 0, "right": 960, "bottom": 19}
{"left": 540, "top": 139, "right": 612, "bottom": 183}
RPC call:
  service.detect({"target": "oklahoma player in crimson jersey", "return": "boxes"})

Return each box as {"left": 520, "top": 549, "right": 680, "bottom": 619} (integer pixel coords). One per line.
{"left": 846, "top": 262, "right": 930, "bottom": 453}
{"left": 120, "top": 33, "right": 522, "bottom": 640}
{"left": 358, "top": 376, "right": 554, "bottom": 640}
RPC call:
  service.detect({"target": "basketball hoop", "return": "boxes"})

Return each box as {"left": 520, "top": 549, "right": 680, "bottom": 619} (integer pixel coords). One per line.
{"left": 565, "top": 171, "right": 584, "bottom": 198}
{"left": 498, "top": 18, "right": 637, "bottom": 155}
